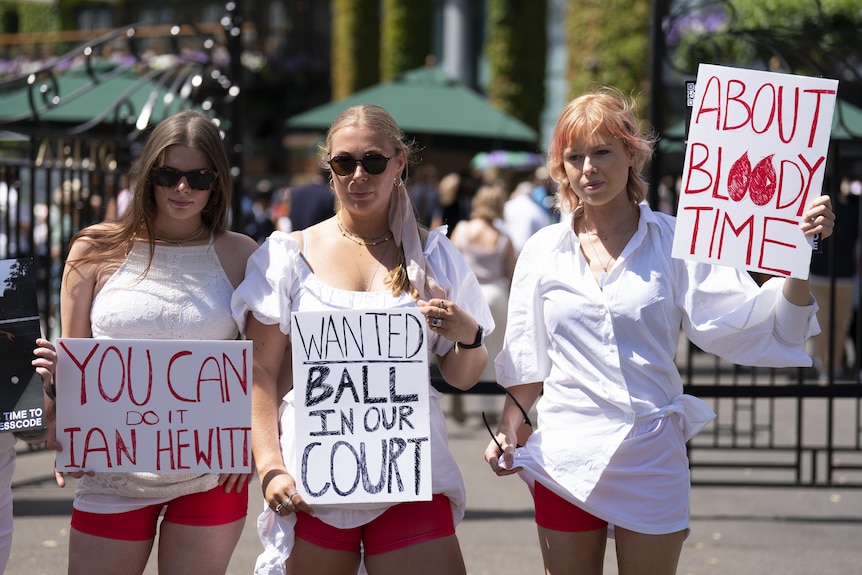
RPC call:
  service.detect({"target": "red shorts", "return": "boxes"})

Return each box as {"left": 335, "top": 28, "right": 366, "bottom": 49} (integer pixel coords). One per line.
{"left": 534, "top": 481, "right": 607, "bottom": 532}
{"left": 294, "top": 493, "right": 454, "bottom": 555}
{"left": 71, "top": 483, "right": 248, "bottom": 541}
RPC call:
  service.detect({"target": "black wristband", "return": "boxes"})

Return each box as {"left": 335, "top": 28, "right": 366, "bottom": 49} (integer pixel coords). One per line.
{"left": 457, "top": 325, "right": 484, "bottom": 349}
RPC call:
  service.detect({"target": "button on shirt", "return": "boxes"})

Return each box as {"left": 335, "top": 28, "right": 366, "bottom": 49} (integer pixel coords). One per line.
{"left": 496, "top": 204, "right": 818, "bottom": 529}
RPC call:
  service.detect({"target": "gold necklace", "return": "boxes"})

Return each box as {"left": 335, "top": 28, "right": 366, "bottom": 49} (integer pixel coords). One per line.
{"left": 154, "top": 223, "right": 206, "bottom": 244}
{"left": 353, "top": 240, "right": 393, "bottom": 291}
{"left": 337, "top": 211, "right": 392, "bottom": 246}
{"left": 581, "top": 217, "right": 630, "bottom": 289}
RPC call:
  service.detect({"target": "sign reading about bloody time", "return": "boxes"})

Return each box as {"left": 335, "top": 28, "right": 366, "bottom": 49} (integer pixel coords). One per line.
{"left": 291, "top": 309, "right": 431, "bottom": 506}
{"left": 672, "top": 64, "right": 839, "bottom": 279}
{"left": 56, "top": 339, "right": 252, "bottom": 473}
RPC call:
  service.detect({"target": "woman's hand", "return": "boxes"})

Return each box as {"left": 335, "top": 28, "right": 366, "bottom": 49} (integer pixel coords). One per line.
{"left": 483, "top": 422, "right": 521, "bottom": 477}
{"left": 261, "top": 468, "right": 315, "bottom": 518}
{"left": 801, "top": 194, "right": 835, "bottom": 240}
{"left": 417, "top": 297, "right": 479, "bottom": 345}
{"left": 218, "top": 472, "right": 252, "bottom": 493}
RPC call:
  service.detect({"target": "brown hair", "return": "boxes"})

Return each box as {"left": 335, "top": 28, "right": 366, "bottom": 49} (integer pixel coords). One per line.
{"left": 546, "top": 87, "right": 656, "bottom": 215}
{"left": 66, "top": 109, "right": 231, "bottom": 271}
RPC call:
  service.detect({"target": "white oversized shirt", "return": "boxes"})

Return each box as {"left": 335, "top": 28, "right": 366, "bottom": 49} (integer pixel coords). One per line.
{"left": 497, "top": 203, "right": 819, "bottom": 533}
{"left": 232, "top": 228, "right": 493, "bottom": 574}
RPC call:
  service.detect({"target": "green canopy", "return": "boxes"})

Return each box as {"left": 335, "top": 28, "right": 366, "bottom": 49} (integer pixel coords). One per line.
{"left": 287, "top": 66, "right": 539, "bottom": 147}
{"left": 0, "top": 64, "right": 202, "bottom": 133}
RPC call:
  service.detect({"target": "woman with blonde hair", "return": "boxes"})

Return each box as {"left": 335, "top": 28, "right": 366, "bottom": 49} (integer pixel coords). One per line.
{"left": 450, "top": 183, "right": 516, "bottom": 420}
{"left": 233, "top": 104, "right": 492, "bottom": 575}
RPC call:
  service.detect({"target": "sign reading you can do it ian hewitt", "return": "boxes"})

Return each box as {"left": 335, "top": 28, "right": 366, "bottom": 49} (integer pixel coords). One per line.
{"left": 55, "top": 339, "right": 252, "bottom": 473}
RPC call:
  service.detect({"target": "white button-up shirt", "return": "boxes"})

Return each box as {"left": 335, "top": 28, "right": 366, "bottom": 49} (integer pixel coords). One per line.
{"left": 496, "top": 204, "right": 818, "bottom": 532}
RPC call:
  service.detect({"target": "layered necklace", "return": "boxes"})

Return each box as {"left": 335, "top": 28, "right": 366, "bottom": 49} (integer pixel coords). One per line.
{"left": 336, "top": 211, "right": 392, "bottom": 246}
{"left": 336, "top": 212, "right": 394, "bottom": 291}
{"left": 154, "top": 223, "right": 206, "bottom": 244}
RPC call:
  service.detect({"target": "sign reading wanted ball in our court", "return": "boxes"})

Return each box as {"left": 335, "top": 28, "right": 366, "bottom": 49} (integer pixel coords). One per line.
{"left": 291, "top": 309, "right": 432, "bottom": 506}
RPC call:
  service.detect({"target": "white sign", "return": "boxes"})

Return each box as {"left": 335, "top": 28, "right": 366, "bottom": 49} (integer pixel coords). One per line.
{"left": 56, "top": 338, "right": 252, "bottom": 473}
{"left": 672, "top": 64, "right": 838, "bottom": 279}
{"left": 291, "top": 309, "right": 431, "bottom": 505}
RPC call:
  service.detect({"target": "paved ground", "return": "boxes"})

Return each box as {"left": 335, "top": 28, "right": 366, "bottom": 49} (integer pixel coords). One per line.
{"left": 7, "top": 394, "right": 862, "bottom": 574}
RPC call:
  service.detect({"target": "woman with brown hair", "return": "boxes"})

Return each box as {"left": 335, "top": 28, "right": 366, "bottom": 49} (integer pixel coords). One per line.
{"left": 57, "top": 109, "right": 259, "bottom": 575}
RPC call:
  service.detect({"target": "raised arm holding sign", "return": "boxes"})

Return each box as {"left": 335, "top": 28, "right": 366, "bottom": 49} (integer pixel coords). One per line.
{"left": 481, "top": 82, "right": 834, "bottom": 575}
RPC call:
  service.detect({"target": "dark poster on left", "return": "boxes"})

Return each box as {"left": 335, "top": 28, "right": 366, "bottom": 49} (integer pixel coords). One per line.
{"left": 0, "top": 258, "right": 45, "bottom": 436}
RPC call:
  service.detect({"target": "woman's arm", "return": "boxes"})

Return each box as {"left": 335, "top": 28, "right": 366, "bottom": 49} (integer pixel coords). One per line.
{"left": 245, "top": 315, "right": 314, "bottom": 516}
{"left": 484, "top": 382, "right": 543, "bottom": 474}
{"left": 54, "top": 237, "right": 100, "bottom": 486}
{"left": 418, "top": 297, "right": 489, "bottom": 391}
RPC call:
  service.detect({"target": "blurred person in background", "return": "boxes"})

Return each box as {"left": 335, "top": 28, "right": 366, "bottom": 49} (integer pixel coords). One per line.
{"left": 450, "top": 183, "right": 516, "bottom": 424}
{"left": 503, "top": 166, "right": 557, "bottom": 256}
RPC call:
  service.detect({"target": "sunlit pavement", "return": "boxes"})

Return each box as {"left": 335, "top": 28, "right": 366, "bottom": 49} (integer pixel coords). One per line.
{"left": 7, "top": 397, "right": 862, "bottom": 574}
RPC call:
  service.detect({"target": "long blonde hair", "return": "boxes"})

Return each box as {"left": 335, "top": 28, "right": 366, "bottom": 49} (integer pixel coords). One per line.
{"left": 547, "top": 87, "right": 656, "bottom": 216}
{"left": 323, "top": 104, "right": 426, "bottom": 298}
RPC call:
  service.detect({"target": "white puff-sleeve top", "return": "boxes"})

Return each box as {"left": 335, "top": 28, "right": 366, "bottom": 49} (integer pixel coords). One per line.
{"left": 496, "top": 204, "right": 819, "bottom": 534}
{"left": 232, "top": 229, "right": 493, "bottom": 572}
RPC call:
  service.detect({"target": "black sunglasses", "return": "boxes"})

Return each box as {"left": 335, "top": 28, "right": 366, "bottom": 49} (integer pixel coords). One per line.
{"left": 327, "top": 153, "right": 395, "bottom": 176}
{"left": 151, "top": 166, "right": 217, "bottom": 190}
{"left": 483, "top": 388, "right": 534, "bottom": 453}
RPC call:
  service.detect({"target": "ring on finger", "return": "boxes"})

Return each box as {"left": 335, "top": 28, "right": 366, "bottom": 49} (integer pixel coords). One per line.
{"left": 288, "top": 490, "right": 299, "bottom": 502}
{"left": 431, "top": 317, "right": 443, "bottom": 328}
{"left": 274, "top": 502, "right": 284, "bottom": 513}
{"left": 439, "top": 299, "right": 446, "bottom": 311}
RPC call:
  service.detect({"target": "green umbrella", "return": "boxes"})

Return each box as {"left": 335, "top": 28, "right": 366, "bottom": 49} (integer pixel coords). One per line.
{"left": 287, "top": 66, "right": 539, "bottom": 147}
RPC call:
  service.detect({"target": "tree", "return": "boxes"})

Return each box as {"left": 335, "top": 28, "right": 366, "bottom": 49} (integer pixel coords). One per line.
{"left": 667, "top": 0, "right": 862, "bottom": 87}
{"left": 565, "top": 0, "right": 651, "bottom": 112}
{"left": 331, "top": 0, "right": 380, "bottom": 100}
{"left": 485, "top": 0, "right": 548, "bottom": 134}
{"left": 380, "top": 0, "right": 433, "bottom": 82}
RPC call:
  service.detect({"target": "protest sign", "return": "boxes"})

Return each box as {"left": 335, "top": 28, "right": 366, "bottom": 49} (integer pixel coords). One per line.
{"left": 56, "top": 338, "right": 252, "bottom": 473}
{"left": 0, "top": 257, "right": 45, "bottom": 436}
{"left": 291, "top": 308, "right": 431, "bottom": 505}
{"left": 672, "top": 64, "right": 838, "bottom": 278}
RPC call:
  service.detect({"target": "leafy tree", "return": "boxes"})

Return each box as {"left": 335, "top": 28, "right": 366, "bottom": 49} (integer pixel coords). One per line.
{"left": 331, "top": 0, "right": 380, "bottom": 100}
{"left": 565, "top": 0, "right": 651, "bottom": 112}
{"left": 0, "top": 2, "right": 59, "bottom": 36}
{"left": 380, "top": 0, "right": 433, "bottom": 81}
{"left": 485, "top": 0, "right": 548, "bottom": 133}
{"left": 667, "top": 0, "right": 862, "bottom": 84}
